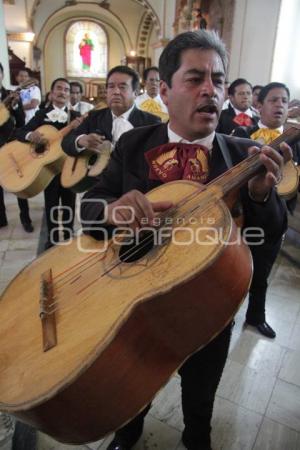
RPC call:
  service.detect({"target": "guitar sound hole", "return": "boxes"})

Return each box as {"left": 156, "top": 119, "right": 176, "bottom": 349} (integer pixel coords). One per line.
{"left": 88, "top": 154, "right": 98, "bottom": 166}
{"left": 34, "top": 140, "right": 48, "bottom": 155}
{"left": 119, "top": 230, "right": 155, "bottom": 263}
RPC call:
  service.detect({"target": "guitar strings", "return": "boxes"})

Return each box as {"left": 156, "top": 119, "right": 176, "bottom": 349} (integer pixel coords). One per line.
{"left": 47, "top": 150, "right": 262, "bottom": 304}
{"left": 47, "top": 187, "right": 227, "bottom": 315}
{"left": 45, "top": 141, "right": 295, "bottom": 314}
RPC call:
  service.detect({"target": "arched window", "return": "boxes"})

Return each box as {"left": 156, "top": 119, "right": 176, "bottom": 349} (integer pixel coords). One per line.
{"left": 66, "top": 21, "right": 107, "bottom": 78}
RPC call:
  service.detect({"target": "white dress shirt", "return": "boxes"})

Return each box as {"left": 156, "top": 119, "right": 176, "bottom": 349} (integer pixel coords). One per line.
{"left": 111, "top": 105, "right": 134, "bottom": 146}
{"left": 168, "top": 125, "right": 215, "bottom": 151}
{"left": 71, "top": 101, "right": 94, "bottom": 115}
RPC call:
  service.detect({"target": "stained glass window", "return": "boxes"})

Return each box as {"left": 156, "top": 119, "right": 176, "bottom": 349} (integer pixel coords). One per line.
{"left": 66, "top": 21, "right": 107, "bottom": 78}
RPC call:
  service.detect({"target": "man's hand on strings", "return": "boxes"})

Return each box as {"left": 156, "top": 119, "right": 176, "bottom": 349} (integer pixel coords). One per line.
{"left": 105, "top": 189, "right": 173, "bottom": 231}
{"left": 248, "top": 142, "right": 292, "bottom": 201}
{"left": 77, "top": 133, "right": 106, "bottom": 153}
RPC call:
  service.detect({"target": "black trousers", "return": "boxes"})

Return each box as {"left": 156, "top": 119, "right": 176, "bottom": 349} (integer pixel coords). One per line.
{"left": 113, "top": 324, "right": 232, "bottom": 449}
{"left": 246, "top": 239, "right": 282, "bottom": 325}
{"left": 44, "top": 175, "right": 76, "bottom": 244}
{"left": 0, "top": 185, "right": 31, "bottom": 224}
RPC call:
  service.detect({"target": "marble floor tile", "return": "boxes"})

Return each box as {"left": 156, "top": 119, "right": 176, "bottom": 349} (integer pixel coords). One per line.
{"left": 150, "top": 376, "right": 183, "bottom": 431}
{"left": 278, "top": 349, "right": 300, "bottom": 386}
{"left": 0, "top": 226, "right": 13, "bottom": 240}
{"left": 37, "top": 431, "right": 90, "bottom": 450}
{"left": 253, "top": 417, "right": 300, "bottom": 450}
{"left": 211, "top": 397, "right": 262, "bottom": 450}
{"left": 266, "top": 292, "right": 300, "bottom": 323}
{"left": 85, "top": 438, "right": 105, "bottom": 450}
{"left": 287, "top": 318, "right": 300, "bottom": 351}
{"left": 7, "top": 238, "right": 40, "bottom": 251}
{"left": 0, "top": 240, "right": 10, "bottom": 252}
{"left": 3, "top": 249, "right": 36, "bottom": 263}
{"left": 266, "top": 379, "right": 300, "bottom": 432}
{"left": 217, "top": 359, "right": 276, "bottom": 414}
{"left": 228, "top": 331, "right": 286, "bottom": 376}
{"left": 99, "top": 414, "right": 182, "bottom": 450}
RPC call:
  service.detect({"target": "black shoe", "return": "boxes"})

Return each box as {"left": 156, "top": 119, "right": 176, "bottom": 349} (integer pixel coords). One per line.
{"left": 106, "top": 437, "right": 131, "bottom": 450}
{"left": 256, "top": 322, "right": 276, "bottom": 338}
{"left": 182, "top": 433, "right": 212, "bottom": 450}
{"left": 21, "top": 221, "right": 34, "bottom": 233}
{"left": 0, "top": 218, "right": 8, "bottom": 228}
{"left": 246, "top": 321, "right": 276, "bottom": 338}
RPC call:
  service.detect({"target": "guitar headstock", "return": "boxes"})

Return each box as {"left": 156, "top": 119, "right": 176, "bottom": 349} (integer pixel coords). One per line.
{"left": 19, "top": 78, "right": 39, "bottom": 90}
{"left": 284, "top": 121, "right": 300, "bottom": 131}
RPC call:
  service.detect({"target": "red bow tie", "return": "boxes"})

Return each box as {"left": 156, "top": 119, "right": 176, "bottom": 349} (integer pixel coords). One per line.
{"left": 233, "top": 112, "right": 253, "bottom": 127}
{"left": 145, "top": 142, "right": 210, "bottom": 183}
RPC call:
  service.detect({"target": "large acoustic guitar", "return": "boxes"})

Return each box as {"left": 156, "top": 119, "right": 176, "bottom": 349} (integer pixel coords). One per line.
{"left": 0, "top": 126, "right": 299, "bottom": 444}
{"left": 61, "top": 140, "right": 112, "bottom": 193}
{"left": 0, "top": 119, "right": 80, "bottom": 199}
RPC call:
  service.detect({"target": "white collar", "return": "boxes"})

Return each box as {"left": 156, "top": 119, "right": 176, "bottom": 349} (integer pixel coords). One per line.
{"left": 230, "top": 102, "right": 253, "bottom": 117}
{"left": 53, "top": 104, "right": 67, "bottom": 112}
{"left": 167, "top": 125, "right": 215, "bottom": 150}
{"left": 258, "top": 120, "right": 283, "bottom": 133}
{"left": 111, "top": 104, "right": 135, "bottom": 121}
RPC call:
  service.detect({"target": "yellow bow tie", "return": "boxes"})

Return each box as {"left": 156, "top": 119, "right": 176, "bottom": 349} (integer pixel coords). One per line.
{"left": 250, "top": 128, "right": 281, "bottom": 145}
{"left": 139, "top": 98, "right": 169, "bottom": 122}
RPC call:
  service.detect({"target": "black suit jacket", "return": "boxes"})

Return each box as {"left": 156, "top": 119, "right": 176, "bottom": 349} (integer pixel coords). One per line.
{"left": 61, "top": 106, "right": 161, "bottom": 156}
{"left": 81, "top": 123, "right": 287, "bottom": 245}
{"left": 0, "top": 87, "right": 25, "bottom": 146}
{"left": 15, "top": 105, "right": 80, "bottom": 142}
{"left": 217, "top": 104, "right": 259, "bottom": 136}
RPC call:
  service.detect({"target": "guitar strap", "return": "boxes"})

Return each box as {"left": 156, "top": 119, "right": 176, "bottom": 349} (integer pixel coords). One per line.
{"left": 215, "top": 133, "right": 233, "bottom": 170}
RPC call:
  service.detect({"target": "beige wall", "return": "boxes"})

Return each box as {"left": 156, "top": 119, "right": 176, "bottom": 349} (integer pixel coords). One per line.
{"left": 228, "top": 0, "right": 281, "bottom": 86}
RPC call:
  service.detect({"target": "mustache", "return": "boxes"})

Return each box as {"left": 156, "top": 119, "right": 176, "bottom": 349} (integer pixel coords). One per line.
{"left": 196, "top": 101, "right": 219, "bottom": 114}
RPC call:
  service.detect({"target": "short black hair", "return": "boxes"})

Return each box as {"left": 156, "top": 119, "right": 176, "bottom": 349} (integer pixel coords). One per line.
{"left": 143, "top": 66, "right": 159, "bottom": 82}
{"left": 70, "top": 81, "right": 83, "bottom": 93}
{"left": 50, "top": 78, "right": 70, "bottom": 91}
{"left": 106, "top": 65, "right": 140, "bottom": 92}
{"left": 258, "top": 82, "right": 290, "bottom": 104}
{"left": 159, "top": 29, "right": 228, "bottom": 88}
{"left": 252, "top": 85, "right": 263, "bottom": 93}
{"left": 17, "top": 68, "right": 31, "bottom": 76}
{"left": 228, "top": 78, "right": 252, "bottom": 96}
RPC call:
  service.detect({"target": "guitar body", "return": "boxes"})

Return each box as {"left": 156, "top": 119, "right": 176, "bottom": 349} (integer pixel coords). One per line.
{"left": 0, "top": 181, "right": 252, "bottom": 443}
{"left": 0, "top": 125, "right": 66, "bottom": 198}
{"left": 61, "top": 141, "right": 112, "bottom": 192}
{"left": 276, "top": 160, "right": 299, "bottom": 199}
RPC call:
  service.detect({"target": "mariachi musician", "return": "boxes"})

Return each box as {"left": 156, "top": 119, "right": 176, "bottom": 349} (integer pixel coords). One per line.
{"left": 0, "top": 62, "right": 34, "bottom": 232}
{"left": 233, "top": 81, "right": 300, "bottom": 338}
{"left": 15, "top": 78, "right": 81, "bottom": 249}
{"left": 80, "top": 31, "right": 290, "bottom": 450}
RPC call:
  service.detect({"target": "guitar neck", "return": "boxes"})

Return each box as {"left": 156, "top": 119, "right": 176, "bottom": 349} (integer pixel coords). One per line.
{"left": 2, "top": 79, "right": 37, "bottom": 108}
{"left": 212, "top": 125, "right": 300, "bottom": 198}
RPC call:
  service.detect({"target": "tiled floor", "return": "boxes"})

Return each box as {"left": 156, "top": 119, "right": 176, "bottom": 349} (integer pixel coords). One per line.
{"left": 0, "top": 191, "right": 300, "bottom": 450}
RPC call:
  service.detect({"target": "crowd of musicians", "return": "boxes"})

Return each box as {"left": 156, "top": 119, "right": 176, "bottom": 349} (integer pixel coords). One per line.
{"left": 0, "top": 29, "right": 300, "bottom": 450}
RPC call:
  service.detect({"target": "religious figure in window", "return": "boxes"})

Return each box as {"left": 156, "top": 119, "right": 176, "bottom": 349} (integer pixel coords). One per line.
{"left": 79, "top": 33, "right": 94, "bottom": 71}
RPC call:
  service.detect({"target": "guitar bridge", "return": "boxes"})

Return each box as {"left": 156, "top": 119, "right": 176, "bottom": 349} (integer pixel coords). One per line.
{"left": 40, "top": 269, "right": 57, "bottom": 352}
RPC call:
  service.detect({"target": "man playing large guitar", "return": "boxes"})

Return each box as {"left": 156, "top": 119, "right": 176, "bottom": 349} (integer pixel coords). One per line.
{"left": 233, "top": 82, "right": 300, "bottom": 339}
{"left": 61, "top": 66, "right": 160, "bottom": 192}
{"left": 80, "top": 31, "right": 291, "bottom": 450}
{"left": 0, "top": 62, "right": 34, "bottom": 232}
{"left": 16, "top": 78, "right": 81, "bottom": 249}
